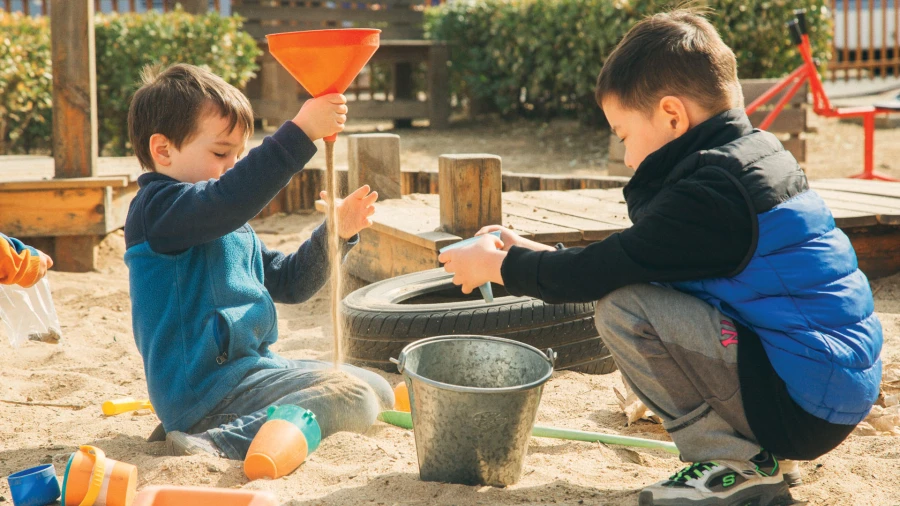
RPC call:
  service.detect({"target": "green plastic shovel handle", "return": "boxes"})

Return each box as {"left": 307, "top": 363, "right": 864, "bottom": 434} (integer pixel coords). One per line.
{"left": 377, "top": 410, "right": 679, "bottom": 455}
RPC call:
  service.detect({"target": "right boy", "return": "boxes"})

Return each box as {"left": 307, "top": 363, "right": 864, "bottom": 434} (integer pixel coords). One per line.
{"left": 125, "top": 63, "right": 393, "bottom": 460}
{"left": 439, "top": 11, "right": 882, "bottom": 506}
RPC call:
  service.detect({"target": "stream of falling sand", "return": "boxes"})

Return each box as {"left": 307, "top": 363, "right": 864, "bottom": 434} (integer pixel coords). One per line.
{"left": 324, "top": 140, "right": 344, "bottom": 368}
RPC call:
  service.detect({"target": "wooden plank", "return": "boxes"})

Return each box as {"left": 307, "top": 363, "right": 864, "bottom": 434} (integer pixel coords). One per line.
{"left": 741, "top": 79, "right": 808, "bottom": 106}
{"left": 438, "top": 154, "right": 502, "bottom": 238}
{"left": 415, "top": 192, "right": 576, "bottom": 243}
{"left": 348, "top": 134, "right": 402, "bottom": 200}
{"left": 811, "top": 179, "right": 900, "bottom": 199}
{"left": 0, "top": 176, "right": 129, "bottom": 191}
{"left": 235, "top": 5, "right": 423, "bottom": 23}
{"left": 344, "top": 227, "right": 443, "bottom": 283}
{"left": 317, "top": 197, "right": 460, "bottom": 250}
{"left": 748, "top": 108, "right": 807, "bottom": 134}
{"left": 814, "top": 188, "right": 900, "bottom": 225}
{"left": 846, "top": 226, "right": 900, "bottom": 279}
{"left": 50, "top": 0, "right": 98, "bottom": 178}
{"left": 505, "top": 191, "right": 631, "bottom": 228}
{"left": 502, "top": 197, "right": 622, "bottom": 242}
{"left": 568, "top": 188, "right": 629, "bottom": 204}
{"left": 781, "top": 136, "right": 806, "bottom": 162}
{"left": 0, "top": 187, "right": 110, "bottom": 236}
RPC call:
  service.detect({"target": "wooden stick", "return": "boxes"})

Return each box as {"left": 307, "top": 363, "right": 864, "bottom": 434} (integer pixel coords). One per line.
{"left": 0, "top": 399, "right": 85, "bottom": 409}
{"left": 325, "top": 140, "right": 343, "bottom": 368}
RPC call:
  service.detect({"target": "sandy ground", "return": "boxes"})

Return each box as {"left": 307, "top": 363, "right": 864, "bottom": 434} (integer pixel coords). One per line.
{"left": 2, "top": 115, "right": 900, "bottom": 505}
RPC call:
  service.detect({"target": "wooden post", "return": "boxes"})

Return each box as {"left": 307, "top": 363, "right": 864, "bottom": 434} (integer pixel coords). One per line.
{"left": 392, "top": 62, "right": 415, "bottom": 129}
{"left": 438, "top": 154, "right": 502, "bottom": 238}
{"left": 51, "top": 0, "right": 98, "bottom": 179}
{"left": 348, "top": 134, "right": 402, "bottom": 200}
{"left": 428, "top": 44, "right": 451, "bottom": 129}
{"left": 180, "top": 0, "right": 207, "bottom": 14}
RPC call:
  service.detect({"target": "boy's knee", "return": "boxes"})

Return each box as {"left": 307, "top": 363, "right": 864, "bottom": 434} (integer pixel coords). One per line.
{"left": 319, "top": 371, "right": 383, "bottom": 434}
{"left": 595, "top": 284, "right": 647, "bottom": 316}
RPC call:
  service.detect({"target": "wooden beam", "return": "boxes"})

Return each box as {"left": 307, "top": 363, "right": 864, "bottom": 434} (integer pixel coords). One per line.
{"left": 348, "top": 134, "right": 402, "bottom": 200}
{"left": 53, "top": 235, "right": 100, "bottom": 273}
{"left": 438, "top": 154, "right": 502, "bottom": 238}
{"left": 427, "top": 43, "right": 450, "bottom": 129}
{"left": 180, "top": 0, "right": 207, "bottom": 14}
{"left": 50, "top": 0, "right": 98, "bottom": 178}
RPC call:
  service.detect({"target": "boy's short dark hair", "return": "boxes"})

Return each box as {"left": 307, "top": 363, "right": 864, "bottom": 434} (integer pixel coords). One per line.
{"left": 128, "top": 63, "right": 255, "bottom": 171}
{"left": 595, "top": 9, "right": 743, "bottom": 115}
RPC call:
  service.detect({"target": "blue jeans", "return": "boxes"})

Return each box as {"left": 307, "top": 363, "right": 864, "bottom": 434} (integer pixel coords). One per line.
{"left": 189, "top": 360, "right": 394, "bottom": 460}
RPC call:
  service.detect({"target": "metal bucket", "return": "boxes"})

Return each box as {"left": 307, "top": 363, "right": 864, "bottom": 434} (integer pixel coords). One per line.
{"left": 393, "top": 335, "right": 555, "bottom": 486}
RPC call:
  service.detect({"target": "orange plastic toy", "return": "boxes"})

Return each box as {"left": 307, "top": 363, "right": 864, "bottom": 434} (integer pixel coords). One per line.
{"left": 244, "top": 405, "right": 321, "bottom": 481}
{"left": 266, "top": 28, "right": 380, "bottom": 142}
{"left": 61, "top": 445, "right": 137, "bottom": 506}
{"left": 133, "top": 486, "right": 277, "bottom": 506}
{"left": 393, "top": 382, "right": 411, "bottom": 413}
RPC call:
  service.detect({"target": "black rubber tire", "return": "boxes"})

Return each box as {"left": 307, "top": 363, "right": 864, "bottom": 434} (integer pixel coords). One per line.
{"left": 340, "top": 268, "right": 617, "bottom": 374}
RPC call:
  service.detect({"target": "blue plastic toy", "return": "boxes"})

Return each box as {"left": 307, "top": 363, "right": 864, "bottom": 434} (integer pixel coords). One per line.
{"left": 7, "top": 464, "right": 60, "bottom": 506}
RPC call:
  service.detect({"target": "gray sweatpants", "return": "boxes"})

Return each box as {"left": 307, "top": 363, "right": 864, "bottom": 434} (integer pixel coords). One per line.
{"left": 595, "top": 284, "right": 761, "bottom": 463}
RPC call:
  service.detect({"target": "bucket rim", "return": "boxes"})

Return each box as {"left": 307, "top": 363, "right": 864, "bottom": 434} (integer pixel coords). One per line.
{"left": 395, "top": 335, "right": 554, "bottom": 394}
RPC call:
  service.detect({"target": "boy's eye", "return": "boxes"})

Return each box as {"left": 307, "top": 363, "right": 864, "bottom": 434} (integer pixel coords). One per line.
{"left": 213, "top": 152, "right": 226, "bottom": 158}
{"left": 618, "top": 138, "right": 625, "bottom": 144}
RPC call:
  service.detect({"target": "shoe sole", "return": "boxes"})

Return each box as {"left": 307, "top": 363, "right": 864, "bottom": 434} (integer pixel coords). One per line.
{"left": 638, "top": 480, "right": 789, "bottom": 506}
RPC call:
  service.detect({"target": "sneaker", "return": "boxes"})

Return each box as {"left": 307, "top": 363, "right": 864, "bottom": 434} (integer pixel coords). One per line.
{"left": 639, "top": 450, "right": 789, "bottom": 506}
{"left": 779, "top": 459, "right": 802, "bottom": 487}
{"left": 165, "top": 431, "right": 224, "bottom": 458}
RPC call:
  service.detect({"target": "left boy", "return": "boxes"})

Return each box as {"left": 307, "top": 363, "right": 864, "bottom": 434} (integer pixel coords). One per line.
{"left": 126, "top": 63, "right": 393, "bottom": 460}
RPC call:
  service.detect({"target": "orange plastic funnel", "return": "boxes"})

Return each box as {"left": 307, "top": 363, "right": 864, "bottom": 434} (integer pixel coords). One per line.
{"left": 267, "top": 29, "right": 380, "bottom": 141}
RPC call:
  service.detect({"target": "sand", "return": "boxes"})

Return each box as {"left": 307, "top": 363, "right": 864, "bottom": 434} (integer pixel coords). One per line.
{"left": 2, "top": 116, "right": 900, "bottom": 504}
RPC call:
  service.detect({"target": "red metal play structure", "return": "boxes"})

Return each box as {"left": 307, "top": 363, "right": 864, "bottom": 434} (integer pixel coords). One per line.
{"left": 745, "top": 9, "right": 900, "bottom": 181}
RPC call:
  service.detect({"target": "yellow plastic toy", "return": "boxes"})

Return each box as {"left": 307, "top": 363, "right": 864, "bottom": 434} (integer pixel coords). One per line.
{"left": 393, "top": 382, "right": 410, "bottom": 413}
{"left": 102, "top": 398, "right": 154, "bottom": 416}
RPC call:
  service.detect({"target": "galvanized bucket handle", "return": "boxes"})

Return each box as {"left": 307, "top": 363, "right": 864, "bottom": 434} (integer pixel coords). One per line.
{"left": 392, "top": 346, "right": 556, "bottom": 375}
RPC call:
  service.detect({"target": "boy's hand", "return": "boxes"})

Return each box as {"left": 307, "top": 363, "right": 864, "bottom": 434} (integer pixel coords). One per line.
{"left": 23, "top": 250, "right": 53, "bottom": 287}
{"left": 476, "top": 225, "right": 555, "bottom": 252}
{"left": 321, "top": 185, "right": 378, "bottom": 239}
{"left": 439, "top": 235, "right": 506, "bottom": 294}
{"left": 292, "top": 94, "right": 348, "bottom": 141}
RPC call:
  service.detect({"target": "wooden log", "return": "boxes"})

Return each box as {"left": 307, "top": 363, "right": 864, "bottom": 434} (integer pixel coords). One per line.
{"left": 50, "top": 0, "right": 98, "bottom": 179}
{"left": 438, "top": 154, "right": 502, "bottom": 238}
{"left": 348, "top": 134, "right": 402, "bottom": 200}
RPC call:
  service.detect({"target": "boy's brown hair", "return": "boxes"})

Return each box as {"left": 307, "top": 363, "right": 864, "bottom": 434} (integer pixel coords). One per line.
{"left": 128, "top": 63, "right": 255, "bottom": 171}
{"left": 595, "top": 9, "right": 742, "bottom": 115}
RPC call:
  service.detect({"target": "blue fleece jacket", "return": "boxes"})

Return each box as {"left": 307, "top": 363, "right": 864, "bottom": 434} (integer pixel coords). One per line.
{"left": 124, "top": 122, "right": 356, "bottom": 432}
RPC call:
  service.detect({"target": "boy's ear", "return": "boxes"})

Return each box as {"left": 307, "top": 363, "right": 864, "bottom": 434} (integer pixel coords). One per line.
{"left": 149, "top": 133, "right": 173, "bottom": 167}
{"left": 658, "top": 96, "right": 690, "bottom": 138}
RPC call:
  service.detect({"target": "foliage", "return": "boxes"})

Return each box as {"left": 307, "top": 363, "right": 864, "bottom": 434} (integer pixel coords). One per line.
{"left": 0, "top": 14, "right": 52, "bottom": 154}
{"left": 425, "top": 0, "right": 832, "bottom": 124}
{"left": 0, "top": 8, "right": 261, "bottom": 155}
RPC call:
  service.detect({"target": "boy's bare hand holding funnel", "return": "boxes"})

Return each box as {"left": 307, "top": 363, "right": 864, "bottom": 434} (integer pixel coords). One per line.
{"left": 291, "top": 93, "right": 348, "bottom": 141}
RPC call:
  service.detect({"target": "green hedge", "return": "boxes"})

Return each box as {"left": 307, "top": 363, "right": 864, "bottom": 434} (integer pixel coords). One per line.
{"left": 425, "top": 0, "right": 831, "bottom": 124}
{"left": 0, "top": 9, "right": 261, "bottom": 156}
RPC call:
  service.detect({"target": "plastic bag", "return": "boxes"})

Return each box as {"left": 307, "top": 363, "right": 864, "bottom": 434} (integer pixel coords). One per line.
{"left": 0, "top": 278, "right": 62, "bottom": 347}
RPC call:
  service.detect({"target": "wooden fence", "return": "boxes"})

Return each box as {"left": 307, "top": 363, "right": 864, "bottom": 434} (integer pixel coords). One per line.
{"left": 2, "top": 0, "right": 222, "bottom": 15}
{"left": 830, "top": 0, "right": 900, "bottom": 80}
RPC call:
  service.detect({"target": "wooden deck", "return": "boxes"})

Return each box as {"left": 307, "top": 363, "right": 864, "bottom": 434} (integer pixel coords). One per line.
{"left": 340, "top": 178, "right": 900, "bottom": 282}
